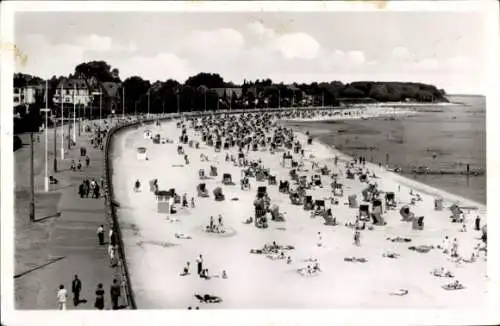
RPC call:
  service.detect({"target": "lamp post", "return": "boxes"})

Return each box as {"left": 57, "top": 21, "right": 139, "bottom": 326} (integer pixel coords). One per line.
{"left": 41, "top": 80, "right": 50, "bottom": 192}
{"left": 100, "top": 87, "right": 102, "bottom": 123}
{"left": 73, "top": 84, "right": 77, "bottom": 143}
{"left": 122, "top": 87, "right": 125, "bottom": 119}
{"left": 29, "top": 131, "right": 35, "bottom": 222}
{"left": 60, "top": 85, "right": 64, "bottom": 160}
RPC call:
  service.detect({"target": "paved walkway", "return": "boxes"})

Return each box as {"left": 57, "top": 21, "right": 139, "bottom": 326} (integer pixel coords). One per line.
{"left": 14, "top": 124, "right": 124, "bottom": 310}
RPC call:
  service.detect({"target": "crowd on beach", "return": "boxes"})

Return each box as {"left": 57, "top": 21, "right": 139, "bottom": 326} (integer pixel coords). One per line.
{"left": 100, "top": 109, "right": 487, "bottom": 308}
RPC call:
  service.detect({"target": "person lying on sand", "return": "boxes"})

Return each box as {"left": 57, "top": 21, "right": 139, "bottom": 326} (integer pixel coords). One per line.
{"left": 408, "top": 245, "right": 434, "bottom": 253}
{"left": 389, "top": 289, "right": 409, "bottom": 296}
{"left": 175, "top": 233, "right": 192, "bottom": 239}
{"left": 383, "top": 251, "right": 400, "bottom": 259}
{"left": 194, "top": 294, "right": 222, "bottom": 304}
{"left": 387, "top": 236, "right": 412, "bottom": 243}
{"left": 344, "top": 257, "right": 367, "bottom": 263}
{"left": 442, "top": 280, "right": 465, "bottom": 291}
{"left": 431, "top": 267, "right": 454, "bottom": 278}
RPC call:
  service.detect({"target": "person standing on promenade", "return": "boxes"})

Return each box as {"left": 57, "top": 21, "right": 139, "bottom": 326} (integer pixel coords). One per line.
{"left": 85, "top": 155, "right": 90, "bottom": 168}
{"left": 97, "top": 225, "right": 105, "bottom": 245}
{"left": 110, "top": 279, "right": 121, "bottom": 310}
{"left": 94, "top": 283, "right": 105, "bottom": 310}
{"left": 71, "top": 275, "right": 82, "bottom": 306}
{"left": 475, "top": 215, "right": 481, "bottom": 231}
{"left": 57, "top": 284, "right": 68, "bottom": 310}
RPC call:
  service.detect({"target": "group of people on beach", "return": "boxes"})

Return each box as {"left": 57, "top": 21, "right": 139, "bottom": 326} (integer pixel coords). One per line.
{"left": 180, "top": 254, "right": 228, "bottom": 280}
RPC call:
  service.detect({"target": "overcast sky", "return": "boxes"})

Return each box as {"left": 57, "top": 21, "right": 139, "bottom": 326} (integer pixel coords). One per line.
{"left": 14, "top": 10, "right": 487, "bottom": 94}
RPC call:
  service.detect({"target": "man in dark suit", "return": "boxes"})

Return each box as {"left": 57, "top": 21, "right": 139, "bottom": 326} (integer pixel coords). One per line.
{"left": 110, "top": 279, "right": 121, "bottom": 310}
{"left": 72, "top": 275, "right": 82, "bottom": 306}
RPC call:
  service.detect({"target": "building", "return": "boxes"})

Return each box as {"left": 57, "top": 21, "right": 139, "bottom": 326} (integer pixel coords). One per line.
{"left": 13, "top": 86, "right": 36, "bottom": 106}
{"left": 101, "top": 81, "right": 122, "bottom": 114}
{"left": 53, "top": 78, "right": 92, "bottom": 107}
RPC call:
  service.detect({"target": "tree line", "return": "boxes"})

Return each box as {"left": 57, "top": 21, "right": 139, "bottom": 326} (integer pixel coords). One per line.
{"left": 14, "top": 60, "right": 448, "bottom": 119}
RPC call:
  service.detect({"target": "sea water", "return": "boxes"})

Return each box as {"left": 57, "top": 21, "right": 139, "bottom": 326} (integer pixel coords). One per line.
{"left": 285, "top": 95, "right": 486, "bottom": 204}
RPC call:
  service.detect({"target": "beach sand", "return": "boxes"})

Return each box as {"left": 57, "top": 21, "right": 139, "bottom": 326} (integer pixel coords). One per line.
{"left": 110, "top": 114, "right": 488, "bottom": 309}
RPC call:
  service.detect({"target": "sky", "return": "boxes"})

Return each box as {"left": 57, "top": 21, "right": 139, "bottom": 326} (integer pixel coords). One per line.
{"left": 14, "top": 10, "right": 488, "bottom": 94}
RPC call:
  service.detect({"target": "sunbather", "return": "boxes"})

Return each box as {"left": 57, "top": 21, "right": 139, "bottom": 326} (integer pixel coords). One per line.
{"left": 442, "top": 280, "right": 464, "bottom": 290}
{"left": 390, "top": 289, "right": 408, "bottom": 296}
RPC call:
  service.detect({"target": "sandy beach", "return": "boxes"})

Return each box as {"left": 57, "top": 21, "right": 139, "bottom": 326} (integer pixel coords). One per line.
{"left": 110, "top": 111, "right": 488, "bottom": 309}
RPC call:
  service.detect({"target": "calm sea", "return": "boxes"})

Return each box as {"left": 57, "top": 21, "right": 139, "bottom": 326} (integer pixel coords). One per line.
{"left": 284, "top": 95, "right": 486, "bottom": 204}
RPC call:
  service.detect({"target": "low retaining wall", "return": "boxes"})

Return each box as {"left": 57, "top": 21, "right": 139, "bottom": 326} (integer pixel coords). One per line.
{"left": 102, "top": 106, "right": 345, "bottom": 308}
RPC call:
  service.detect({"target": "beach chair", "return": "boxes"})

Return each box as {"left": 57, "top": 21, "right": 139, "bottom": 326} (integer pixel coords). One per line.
{"left": 313, "top": 200, "right": 326, "bottom": 217}
{"left": 348, "top": 195, "right": 358, "bottom": 208}
{"left": 197, "top": 183, "right": 209, "bottom": 197}
{"left": 257, "top": 186, "right": 267, "bottom": 198}
{"left": 320, "top": 166, "right": 330, "bottom": 176}
{"left": 323, "top": 209, "right": 337, "bottom": 225}
{"left": 385, "top": 192, "right": 396, "bottom": 208}
{"left": 399, "top": 205, "right": 411, "bottom": 221}
{"left": 290, "top": 192, "right": 302, "bottom": 205}
{"left": 346, "top": 169, "right": 355, "bottom": 179}
{"left": 156, "top": 190, "right": 170, "bottom": 214}
{"left": 333, "top": 183, "right": 344, "bottom": 197}
{"left": 199, "top": 169, "right": 205, "bottom": 179}
{"left": 215, "top": 140, "right": 222, "bottom": 152}
{"left": 412, "top": 216, "right": 425, "bottom": 230}
{"left": 210, "top": 165, "right": 218, "bottom": 177}
{"left": 222, "top": 173, "right": 233, "bottom": 185}
{"left": 213, "top": 187, "right": 225, "bottom": 201}
{"left": 299, "top": 176, "right": 309, "bottom": 189}
{"left": 359, "top": 204, "right": 370, "bottom": 220}
{"left": 268, "top": 175, "right": 277, "bottom": 185}
{"left": 270, "top": 204, "right": 285, "bottom": 221}
{"left": 434, "top": 198, "right": 443, "bottom": 211}
{"left": 279, "top": 180, "right": 289, "bottom": 193}
{"left": 312, "top": 175, "right": 322, "bottom": 187}
{"left": 303, "top": 196, "right": 314, "bottom": 211}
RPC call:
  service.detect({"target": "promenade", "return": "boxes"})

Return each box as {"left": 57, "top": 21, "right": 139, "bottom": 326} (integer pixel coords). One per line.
{"left": 14, "top": 122, "right": 125, "bottom": 309}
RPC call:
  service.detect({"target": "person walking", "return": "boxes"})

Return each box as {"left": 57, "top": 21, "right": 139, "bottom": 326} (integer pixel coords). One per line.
{"left": 71, "top": 275, "right": 82, "bottom": 306}
{"left": 110, "top": 279, "right": 121, "bottom": 310}
{"left": 317, "top": 231, "right": 323, "bottom": 247}
{"left": 475, "top": 215, "right": 481, "bottom": 231}
{"left": 85, "top": 155, "right": 90, "bottom": 168}
{"left": 94, "top": 283, "right": 105, "bottom": 310}
{"left": 108, "top": 244, "right": 116, "bottom": 267}
{"left": 57, "top": 284, "right": 68, "bottom": 310}
{"left": 97, "top": 225, "right": 105, "bottom": 245}
{"left": 354, "top": 230, "right": 361, "bottom": 246}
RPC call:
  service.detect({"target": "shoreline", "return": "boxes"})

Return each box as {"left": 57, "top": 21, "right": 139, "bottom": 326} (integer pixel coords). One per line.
{"left": 281, "top": 105, "right": 486, "bottom": 207}
{"left": 310, "top": 133, "right": 486, "bottom": 214}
